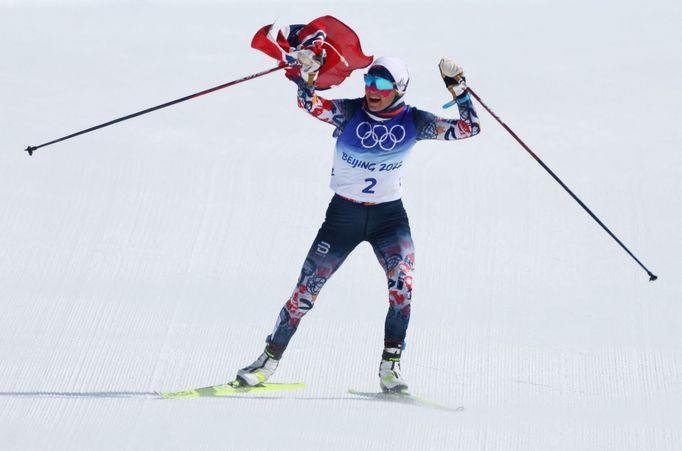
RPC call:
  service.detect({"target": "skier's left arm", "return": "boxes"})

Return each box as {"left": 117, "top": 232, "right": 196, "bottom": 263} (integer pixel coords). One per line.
{"left": 414, "top": 59, "right": 481, "bottom": 141}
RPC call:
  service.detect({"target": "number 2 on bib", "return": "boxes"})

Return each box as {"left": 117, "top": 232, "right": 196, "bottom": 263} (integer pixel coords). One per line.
{"left": 362, "top": 178, "right": 377, "bottom": 194}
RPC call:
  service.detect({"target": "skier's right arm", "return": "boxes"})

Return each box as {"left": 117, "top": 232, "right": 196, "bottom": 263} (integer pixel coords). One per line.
{"left": 288, "top": 49, "right": 355, "bottom": 129}
{"left": 292, "top": 78, "right": 354, "bottom": 128}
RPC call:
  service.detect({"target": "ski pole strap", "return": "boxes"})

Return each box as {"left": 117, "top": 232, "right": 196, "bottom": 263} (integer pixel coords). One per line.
{"left": 455, "top": 92, "right": 471, "bottom": 104}
{"left": 442, "top": 92, "right": 471, "bottom": 109}
{"left": 442, "top": 99, "right": 457, "bottom": 109}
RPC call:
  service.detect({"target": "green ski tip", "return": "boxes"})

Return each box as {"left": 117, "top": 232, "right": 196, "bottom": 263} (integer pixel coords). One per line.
{"left": 159, "top": 381, "right": 305, "bottom": 399}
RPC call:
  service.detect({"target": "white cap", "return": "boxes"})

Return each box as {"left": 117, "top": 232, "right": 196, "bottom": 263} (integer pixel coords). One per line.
{"left": 371, "top": 56, "right": 410, "bottom": 95}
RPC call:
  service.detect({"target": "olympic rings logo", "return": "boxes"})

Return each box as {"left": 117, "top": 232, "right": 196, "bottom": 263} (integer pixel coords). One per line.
{"left": 355, "top": 122, "right": 406, "bottom": 151}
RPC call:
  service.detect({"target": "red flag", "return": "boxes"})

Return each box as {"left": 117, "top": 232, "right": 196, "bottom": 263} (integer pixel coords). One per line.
{"left": 251, "top": 16, "right": 373, "bottom": 90}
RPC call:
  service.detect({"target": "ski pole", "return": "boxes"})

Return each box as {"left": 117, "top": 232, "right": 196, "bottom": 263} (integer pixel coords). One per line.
{"left": 467, "top": 87, "right": 658, "bottom": 282}
{"left": 24, "top": 64, "right": 288, "bottom": 156}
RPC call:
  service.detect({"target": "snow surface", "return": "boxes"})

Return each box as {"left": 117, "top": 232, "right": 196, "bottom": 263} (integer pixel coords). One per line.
{"left": 1, "top": 0, "right": 681, "bottom": 450}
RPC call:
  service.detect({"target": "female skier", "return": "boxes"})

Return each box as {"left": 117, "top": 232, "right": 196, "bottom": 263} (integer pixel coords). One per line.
{"left": 236, "top": 54, "right": 480, "bottom": 392}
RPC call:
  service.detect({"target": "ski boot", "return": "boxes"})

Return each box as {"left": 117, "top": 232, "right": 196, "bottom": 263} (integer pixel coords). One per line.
{"left": 379, "top": 347, "right": 408, "bottom": 393}
{"left": 236, "top": 349, "right": 280, "bottom": 387}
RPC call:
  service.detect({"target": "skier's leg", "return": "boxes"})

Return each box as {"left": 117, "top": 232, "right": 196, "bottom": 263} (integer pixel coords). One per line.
{"left": 368, "top": 201, "right": 415, "bottom": 392}
{"left": 237, "top": 196, "right": 363, "bottom": 385}
{"left": 370, "top": 223, "right": 415, "bottom": 348}
{"left": 265, "top": 231, "right": 356, "bottom": 357}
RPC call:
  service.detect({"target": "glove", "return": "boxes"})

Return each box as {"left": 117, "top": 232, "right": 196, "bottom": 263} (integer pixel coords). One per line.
{"left": 439, "top": 58, "right": 467, "bottom": 97}
{"left": 294, "top": 48, "right": 326, "bottom": 84}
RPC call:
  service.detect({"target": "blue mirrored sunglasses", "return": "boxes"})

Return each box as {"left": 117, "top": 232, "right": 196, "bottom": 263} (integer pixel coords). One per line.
{"left": 364, "top": 74, "right": 395, "bottom": 91}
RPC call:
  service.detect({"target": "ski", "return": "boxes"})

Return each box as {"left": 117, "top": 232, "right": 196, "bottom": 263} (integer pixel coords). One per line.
{"left": 158, "top": 381, "right": 305, "bottom": 399}
{"left": 348, "top": 388, "right": 463, "bottom": 412}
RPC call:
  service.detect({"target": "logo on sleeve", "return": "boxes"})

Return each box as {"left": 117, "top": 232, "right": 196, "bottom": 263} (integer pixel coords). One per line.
{"left": 457, "top": 120, "right": 472, "bottom": 137}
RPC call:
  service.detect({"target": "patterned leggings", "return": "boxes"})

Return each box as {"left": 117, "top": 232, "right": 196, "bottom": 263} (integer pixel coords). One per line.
{"left": 266, "top": 194, "right": 415, "bottom": 358}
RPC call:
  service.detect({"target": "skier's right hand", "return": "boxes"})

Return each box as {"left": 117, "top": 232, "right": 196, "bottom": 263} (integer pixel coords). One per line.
{"left": 295, "top": 48, "right": 326, "bottom": 81}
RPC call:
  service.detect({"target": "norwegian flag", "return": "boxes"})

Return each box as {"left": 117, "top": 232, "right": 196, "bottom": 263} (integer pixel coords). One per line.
{"left": 251, "top": 15, "right": 373, "bottom": 90}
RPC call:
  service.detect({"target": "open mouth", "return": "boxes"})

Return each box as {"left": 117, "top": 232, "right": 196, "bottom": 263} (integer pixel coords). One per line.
{"left": 365, "top": 84, "right": 393, "bottom": 109}
{"left": 367, "top": 94, "right": 383, "bottom": 105}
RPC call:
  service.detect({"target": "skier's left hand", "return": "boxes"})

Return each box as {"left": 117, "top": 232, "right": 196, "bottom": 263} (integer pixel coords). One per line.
{"left": 439, "top": 58, "right": 467, "bottom": 97}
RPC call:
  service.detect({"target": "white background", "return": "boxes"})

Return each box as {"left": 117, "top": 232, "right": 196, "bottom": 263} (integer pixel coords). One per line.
{"left": 1, "top": 0, "right": 681, "bottom": 450}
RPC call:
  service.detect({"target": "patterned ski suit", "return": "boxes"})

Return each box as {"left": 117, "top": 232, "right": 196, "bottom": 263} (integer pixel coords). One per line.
{"left": 265, "top": 76, "right": 480, "bottom": 357}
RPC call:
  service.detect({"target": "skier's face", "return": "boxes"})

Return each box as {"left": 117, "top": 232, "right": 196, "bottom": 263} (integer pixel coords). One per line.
{"left": 364, "top": 84, "right": 397, "bottom": 112}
